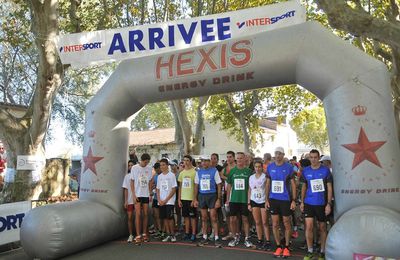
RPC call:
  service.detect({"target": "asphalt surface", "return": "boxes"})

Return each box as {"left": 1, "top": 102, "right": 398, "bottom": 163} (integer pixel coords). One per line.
{"left": 0, "top": 237, "right": 305, "bottom": 260}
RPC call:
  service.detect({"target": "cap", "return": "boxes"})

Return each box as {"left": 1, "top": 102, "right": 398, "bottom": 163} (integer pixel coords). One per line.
{"left": 169, "top": 159, "right": 178, "bottom": 166}
{"left": 274, "top": 146, "right": 285, "bottom": 154}
{"left": 199, "top": 155, "right": 211, "bottom": 160}
{"left": 321, "top": 155, "right": 331, "bottom": 161}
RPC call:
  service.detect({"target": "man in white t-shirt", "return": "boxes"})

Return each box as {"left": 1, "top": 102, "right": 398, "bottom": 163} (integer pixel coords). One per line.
{"left": 130, "top": 153, "right": 153, "bottom": 245}
{"left": 156, "top": 158, "right": 178, "bottom": 242}
{"left": 122, "top": 160, "right": 135, "bottom": 243}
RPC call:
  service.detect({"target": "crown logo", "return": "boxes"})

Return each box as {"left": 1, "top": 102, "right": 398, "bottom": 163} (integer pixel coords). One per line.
{"left": 352, "top": 105, "right": 367, "bottom": 116}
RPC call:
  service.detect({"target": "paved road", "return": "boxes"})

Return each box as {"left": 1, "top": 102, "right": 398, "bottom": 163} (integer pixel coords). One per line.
{"left": 0, "top": 238, "right": 305, "bottom": 260}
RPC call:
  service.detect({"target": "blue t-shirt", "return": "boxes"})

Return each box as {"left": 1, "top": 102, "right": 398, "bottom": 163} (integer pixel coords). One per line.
{"left": 266, "top": 162, "right": 294, "bottom": 201}
{"left": 301, "top": 165, "right": 332, "bottom": 206}
{"left": 197, "top": 167, "right": 218, "bottom": 194}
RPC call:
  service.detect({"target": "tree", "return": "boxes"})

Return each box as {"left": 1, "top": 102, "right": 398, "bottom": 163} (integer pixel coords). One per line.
{"left": 290, "top": 106, "right": 329, "bottom": 153}
{"left": 312, "top": 0, "right": 400, "bottom": 141}
{"left": 131, "top": 102, "right": 174, "bottom": 131}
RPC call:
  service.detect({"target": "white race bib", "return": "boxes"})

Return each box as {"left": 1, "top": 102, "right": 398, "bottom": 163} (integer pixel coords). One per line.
{"left": 310, "top": 179, "right": 325, "bottom": 193}
{"left": 161, "top": 180, "right": 169, "bottom": 191}
{"left": 271, "top": 180, "right": 284, "bottom": 194}
{"left": 139, "top": 175, "right": 148, "bottom": 188}
{"left": 182, "top": 177, "right": 191, "bottom": 189}
{"left": 234, "top": 179, "right": 245, "bottom": 190}
{"left": 253, "top": 187, "right": 263, "bottom": 199}
{"left": 200, "top": 179, "right": 210, "bottom": 191}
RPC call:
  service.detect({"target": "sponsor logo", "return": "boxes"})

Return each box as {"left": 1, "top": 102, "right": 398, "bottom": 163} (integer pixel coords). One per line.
{"left": 60, "top": 42, "right": 102, "bottom": 53}
{"left": 0, "top": 213, "right": 25, "bottom": 232}
{"left": 237, "top": 10, "right": 296, "bottom": 29}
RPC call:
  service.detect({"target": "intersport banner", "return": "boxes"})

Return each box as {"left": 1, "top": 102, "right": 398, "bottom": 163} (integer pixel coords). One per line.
{"left": 55, "top": 1, "right": 306, "bottom": 68}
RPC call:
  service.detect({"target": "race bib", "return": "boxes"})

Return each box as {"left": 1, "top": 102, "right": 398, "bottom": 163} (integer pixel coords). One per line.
{"left": 310, "top": 179, "right": 325, "bottom": 193}
{"left": 200, "top": 179, "right": 210, "bottom": 191}
{"left": 253, "top": 187, "right": 263, "bottom": 199}
{"left": 139, "top": 175, "right": 148, "bottom": 188}
{"left": 182, "top": 177, "right": 191, "bottom": 189}
{"left": 161, "top": 180, "right": 169, "bottom": 191}
{"left": 234, "top": 179, "right": 245, "bottom": 190}
{"left": 271, "top": 180, "right": 284, "bottom": 194}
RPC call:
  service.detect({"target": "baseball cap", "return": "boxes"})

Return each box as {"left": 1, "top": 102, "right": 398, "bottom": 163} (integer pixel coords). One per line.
{"left": 274, "top": 146, "right": 285, "bottom": 154}
{"left": 199, "top": 155, "right": 211, "bottom": 160}
{"left": 321, "top": 155, "right": 331, "bottom": 161}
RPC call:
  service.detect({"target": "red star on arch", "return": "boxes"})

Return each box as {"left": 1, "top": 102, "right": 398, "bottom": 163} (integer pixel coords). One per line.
{"left": 342, "top": 127, "right": 386, "bottom": 170}
{"left": 83, "top": 146, "right": 104, "bottom": 175}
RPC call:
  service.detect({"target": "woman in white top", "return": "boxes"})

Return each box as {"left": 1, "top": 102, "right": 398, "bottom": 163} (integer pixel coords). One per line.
{"left": 248, "top": 160, "right": 272, "bottom": 250}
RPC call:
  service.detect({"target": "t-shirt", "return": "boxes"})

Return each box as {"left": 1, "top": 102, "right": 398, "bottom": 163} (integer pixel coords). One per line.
{"left": 300, "top": 165, "right": 332, "bottom": 206}
{"left": 249, "top": 173, "right": 266, "bottom": 204}
{"left": 152, "top": 174, "right": 159, "bottom": 202}
{"left": 130, "top": 164, "right": 153, "bottom": 197}
{"left": 195, "top": 167, "right": 222, "bottom": 194}
{"left": 157, "top": 172, "right": 177, "bottom": 205}
{"left": 178, "top": 168, "right": 196, "bottom": 201}
{"left": 122, "top": 173, "right": 134, "bottom": 205}
{"left": 227, "top": 166, "right": 252, "bottom": 204}
{"left": 266, "top": 162, "right": 294, "bottom": 201}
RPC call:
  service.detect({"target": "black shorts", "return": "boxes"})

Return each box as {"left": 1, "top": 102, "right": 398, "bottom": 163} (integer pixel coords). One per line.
{"left": 250, "top": 200, "right": 265, "bottom": 208}
{"left": 269, "top": 199, "right": 292, "bottom": 216}
{"left": 159, "top": 205, "right": 174, "bottom": 220}
{"left": 303, "top": 203, "right": 327, "bottom": 222}
{"left": 181, "top": 200, "right": 197, "bottom": 218}
{"left": 136, "top": 197, "right": 149, "bottom": 204}
{"left": 229, "top": 202, "right": 249, "bottom": 216}
{"left": 198, "top": 193, "right": 217, "bottom": 209}
{"left": 152, "top": 199, "right": 159, "bottom": 208}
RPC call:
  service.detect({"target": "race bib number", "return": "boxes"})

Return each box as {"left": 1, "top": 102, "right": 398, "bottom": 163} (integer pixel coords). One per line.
{"left": 139, "top": 176, "right": 148, "bottom": 188}
{"left": 253, "top": 187, "right": 263, "bottom": 199}
{"left": 182, "top": 177, "right": 191, "bottom": 189}
{"left": 200, "top": 179, "right": 210, "bottom": 191}
{"left": 271, "top": 180, "right": 284, "bottom": 194}
{"left": 161, "top": 180, "right": 169, "bottom": 191}
{"left": 234, "top": 179, "right": 245, "bottom": 190}
{"left": 310, "top": 179, "right": 325, "bottom": 193}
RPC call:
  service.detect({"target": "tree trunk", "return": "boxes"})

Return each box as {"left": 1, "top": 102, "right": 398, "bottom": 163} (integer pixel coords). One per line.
{"left": 170, "top": 101, "right": 184, "bottom": 157}
{"left": 0, "top": 0, "right": 64, "bottom": 203}
{"left": 192, "top": 96, "right": 209, "bottom": 154}
{"left": 238, "top": 115, "right": 251, "bottom": 153}
{"left": 171, "top": 100, "right": 193, "bottom": 155}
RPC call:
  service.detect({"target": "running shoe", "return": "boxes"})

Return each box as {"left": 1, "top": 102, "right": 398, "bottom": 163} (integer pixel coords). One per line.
{"left": 274, "top": 247, "right": 283, "bottom": 257}
{"left": 196, "top": 231, "right": 203, "bottom": 239}
{"left": 171, "top": 236, "right": 177, "bottom": 242}
{"left": 214, "top": 238, "right": 222, "bottom": 248}
{"left": 228, "top": 237, "right": 239, "bottom": 247}
{"left": 318, "top": 252, "right": 325, "bottom": 260}
{"left": 134, "top": 236, "right": 142, "bottom": 245}
{"left": 197, "top": 238, "right": 209, "bottom": 247}
{"left": 127, "top": 235, "right": 133, "bottom": 243}
{"left": 183, "top": 233, "right": 191, "bottom": 241}
{"left": 303, "top": 251, "right": 314, "bottom": 260}
{"left": 190, "top": 234, "right": 196, "bottom": 242}
{"left": 222, "top": 232, "right": 234, "bottom": 241}
{"left": 244, "top": 238, "right": 254, "bottom": 248}
{"left": 263, "top": 241, "right": 272, "bottom": 251}
{"left": 142, "top": 234, "right": 149, "bottom": 242}
{"left": 162, "top": 236, "right": 171, "bottom": 242}
{"left": 282, "top": 247, "right": 291, "bottom": 258}
{"left": 256, "top": 240, "right": 263, "bottom": 250}
{"left": 292, "top": 230, "right": 299, "bottom": 239}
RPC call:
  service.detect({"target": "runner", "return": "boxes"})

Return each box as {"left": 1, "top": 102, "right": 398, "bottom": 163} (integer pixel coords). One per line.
{"left": 123, "top": 160, "right": 135, "bottom": 243}
{"left": 301, "top": 149, "right": 333, "bottom": 260}
{"left": 130, "top": 153, "right": 153, "bottom": 245}
{"left": 225, "top": 152, "right": 253, "bottom": 248}
{"left": 151, "top": 162, "right": 163, "bottom": 239}
{"left": 157, "top": 158, "right": 178, "bottom": 243}
{"left": 248, "top": 160, "right": 272, "bottom": 251}
{"left": 265, "top": 147, "right": 296, "bottom": 258}
{"left": 178, "top": 155, "right": 197, "bottom": 242}
{"left": 194, "top": 155, "right": 222, "bottom": 248}
{"left": 221, "top": 151, "right": 236, "bottom": 241}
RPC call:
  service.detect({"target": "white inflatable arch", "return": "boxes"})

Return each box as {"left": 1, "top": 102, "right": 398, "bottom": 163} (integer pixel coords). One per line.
{"left": 21, "top": 21, "right": 400, "bottom": 259}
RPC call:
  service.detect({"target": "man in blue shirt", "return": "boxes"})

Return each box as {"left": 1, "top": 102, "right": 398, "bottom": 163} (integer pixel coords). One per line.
{"left": 266, "top": 147, "right": 296, "bottom": 258}
{"left": 300, "top": 149, "right": 333, "bottom": 260}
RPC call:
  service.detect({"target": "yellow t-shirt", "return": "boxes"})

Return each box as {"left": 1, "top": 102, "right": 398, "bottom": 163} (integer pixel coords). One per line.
{"left": 178, "top": 168, "right": 196, "bottom": 201}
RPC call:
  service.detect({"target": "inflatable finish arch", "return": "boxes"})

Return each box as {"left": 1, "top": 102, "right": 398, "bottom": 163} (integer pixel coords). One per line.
{"left": 21, "top": 21, "right": 400, "bottom": 259}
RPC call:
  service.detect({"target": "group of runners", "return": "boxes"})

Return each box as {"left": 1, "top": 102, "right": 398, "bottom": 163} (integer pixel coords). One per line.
{"left": 122, "top": 147, "right": 333, "bottom": 260}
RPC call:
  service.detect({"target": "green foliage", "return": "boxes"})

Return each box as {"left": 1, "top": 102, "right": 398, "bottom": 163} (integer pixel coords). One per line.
{"left": 290, "top": 106, "right": 329, "bottom": 151}
{"left": 131, "top": 102, "right": 174, "bottom": 131}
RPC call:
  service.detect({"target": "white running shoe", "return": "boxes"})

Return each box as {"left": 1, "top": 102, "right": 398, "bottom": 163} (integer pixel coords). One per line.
{"left": 228, "top": 237, "right": 239, "bottom": 247}
{"left": 162, "top": 236, "right": 171, "bottom": 242}
{"left": 127, "top": 235, "right": 133, "bottom": 243}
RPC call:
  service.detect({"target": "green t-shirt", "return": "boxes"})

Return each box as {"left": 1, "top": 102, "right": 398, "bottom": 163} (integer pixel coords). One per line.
{"left": 227, "top": 166, "right": 252, "bottom": 203}
{"left": 178, "top": 168, "right": 196, "bottom": 201}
